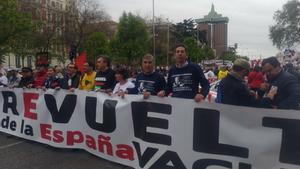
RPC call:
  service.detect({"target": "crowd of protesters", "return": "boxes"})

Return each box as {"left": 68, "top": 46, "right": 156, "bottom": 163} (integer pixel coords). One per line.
{"left": 0, "top": 44, "right": 300, "bottom": 110}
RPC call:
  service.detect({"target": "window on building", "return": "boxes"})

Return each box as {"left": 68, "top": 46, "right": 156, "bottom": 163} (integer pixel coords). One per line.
{"left": 27, "top": 56, "right": 33, "bottom": 68}
{"left": 16, "top": 57, "right": 21, "bottom": 68}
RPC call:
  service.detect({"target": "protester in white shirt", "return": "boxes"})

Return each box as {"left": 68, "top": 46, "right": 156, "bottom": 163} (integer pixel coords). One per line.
{"left": 112, "top": 67, "right": 135, "bottom": 97}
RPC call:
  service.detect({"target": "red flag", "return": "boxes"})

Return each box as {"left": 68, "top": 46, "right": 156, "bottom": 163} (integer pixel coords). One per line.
{"left": 75, "top": 51, "right": 87, "bottom": 72}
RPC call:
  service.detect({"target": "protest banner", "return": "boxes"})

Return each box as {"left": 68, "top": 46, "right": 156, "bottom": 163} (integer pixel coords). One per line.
{"left": 0, "top": 88, "right": 299, "bottom": 169}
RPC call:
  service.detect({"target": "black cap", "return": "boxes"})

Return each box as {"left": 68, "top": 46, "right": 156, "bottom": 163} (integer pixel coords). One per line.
{"left": 22, "top": 67, "right": 33, "bottom": 72}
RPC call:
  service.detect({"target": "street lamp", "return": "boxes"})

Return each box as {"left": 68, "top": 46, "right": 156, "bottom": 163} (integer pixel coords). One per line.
{"left": 208, "top": 23, "right": 214, "bottom": 49}
{"left": 167, "top": 18, "right": 170, "bottom": 66}
{"left": 152, "top": 0, "right": 155, "bottom": 58}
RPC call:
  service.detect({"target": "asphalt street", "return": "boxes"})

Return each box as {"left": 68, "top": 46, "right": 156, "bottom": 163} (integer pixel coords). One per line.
{"left": 0, "top": 132, "right": 132, "bottom": 169}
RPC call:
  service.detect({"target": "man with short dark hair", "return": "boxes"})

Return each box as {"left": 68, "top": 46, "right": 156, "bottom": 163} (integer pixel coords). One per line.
{"left": 158, "top": 44, "right": 210, "bottom": 102}
{"left": 79, "top": 62, "right": 96, "bottom": 91}
{"left": 261, "top": 57, "right": 300, "bottom": 110}
{"left": 216, "top": 58, "right": 276, "bottom": 108}
{"left": 59, "top": 63, "right": 81, "bottom": 91}
{"left": 94, "top": 55, "right": 116, "bottom": 92}
{"left": 18, "top": 67, "right": 34, "bottom": 88}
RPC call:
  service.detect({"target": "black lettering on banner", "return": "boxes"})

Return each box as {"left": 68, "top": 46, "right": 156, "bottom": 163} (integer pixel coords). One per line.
{"left": 263, "top": 117, "right": 300, "bottom": 165}
{"left": 2, "top": 91, "right": 19, "bottom": 115}
{"left": 192, "top": 159, "right": 232, "bottom": 169}
{"left": 193, "top": 108, "right": 249, "bottom": 158}
{"left": 133, "top": 141, "right": 159, "bottom": 168}
{"left": 131, "top": 102, "right": 171, "bottom": 146}
{"left": 85, "top": 98, "right": 117, "bottom": 133}
{"left": 239, "top": 162, "right": 252, "bottom": 169}
{"left": 44, "top": 94, "right": 77, "bottom": 123}
{"left": 149, "top": 151, "right": 187, "bottom": 169}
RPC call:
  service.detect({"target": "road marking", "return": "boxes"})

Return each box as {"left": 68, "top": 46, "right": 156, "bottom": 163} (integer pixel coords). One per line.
{"left": 0, "top": 141, "right": 24, "bottom": 150}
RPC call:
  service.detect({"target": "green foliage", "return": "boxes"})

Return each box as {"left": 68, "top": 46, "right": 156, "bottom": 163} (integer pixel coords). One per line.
{"left": 0, "top": 0, "right": 33, "bottom": 63}
{"left": 175, "top": 19, "right": 196, "bottom": 42}
{"left": 221, "top": 51, "right": 238, "bottom": 62}
{"left": 85, "top": 32, "right": 110, "bottom": 63}
{"left": 202, "top": 45, "right": 215, "bottom": 60}
{"left": 269, "top": 0, "right": 300, "bottom": 49}
{"left": 221, "top": 47, "right": 249, "bottom": 62}
{"left": 112, "top": 12, "right": 150, "bottom": 65}
{"left": 183, "top": 37, "right": 203, "bottom": 63}
{"left": 183, "top": 37, "right": 217, "bottom": 63}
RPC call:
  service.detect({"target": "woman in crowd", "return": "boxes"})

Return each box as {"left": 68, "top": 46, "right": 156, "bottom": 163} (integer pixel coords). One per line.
{"left": 112, "top": 67, "right": 135, "bottom": 97}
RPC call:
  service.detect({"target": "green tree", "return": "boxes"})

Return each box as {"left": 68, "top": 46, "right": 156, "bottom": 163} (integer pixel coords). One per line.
{"left": 221, "top": 52, "right": 238, "bottom": 62}
{"left": 64, "top": 0, "right": 111, "bottom": 57}
{"left": 9, "top": 31, "right": 36, "bottom": 67}
{"left": 85, "top": 32, "right": 110, "bottom": 63}
{"left": 112, "top": 12, "right": 150, "bottom": 65}
{"left": 183, "top": 37, "right": 203, "bottom": 63}
{"left": 220, "top": 47, "right": 238, "bottom": 62}
{"left": 175, "top": 19, "right": 196, "bottom": 42}
{"left": 269, "top": 0, "right": 300, "bottom": 49}
{"left": 0, "top": 0, "right": 33, "bottom": 63}
{"left": 202, "top": 45, "right": 215, "bottom": 60}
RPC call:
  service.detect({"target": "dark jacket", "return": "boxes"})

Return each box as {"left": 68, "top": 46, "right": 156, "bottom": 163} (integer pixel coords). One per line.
{"left": 216, "top": 72, "right": 272, "bottom": 108}
{"left": 165, "top": 62, "right": 210, "bottom": 99}
{"left": 18, "top": 77, "right": 34, "bottom": 88}
{"left": 60, "top": 73, "right": 81, "bottom": 89}
{"left": 266, "top": 70, "right": 300, "bottom": 110}
{"left": 44, "top": 76, "right": 60, "bottom": 89}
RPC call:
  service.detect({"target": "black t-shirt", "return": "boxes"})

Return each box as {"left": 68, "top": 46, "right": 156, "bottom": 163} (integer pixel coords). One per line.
{"left": 128, "top": 71, "right": 166, "bottom": 95}
{"left": 166, "top": 63, "right": 210, "bottom": 99}
{"left": 95, "top": 68, "right": 116, "bottom": 90}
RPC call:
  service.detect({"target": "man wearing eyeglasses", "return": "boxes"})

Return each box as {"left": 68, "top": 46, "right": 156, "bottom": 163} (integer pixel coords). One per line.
{"left": 59, "top": 63, "right": 81, "bottom": 92}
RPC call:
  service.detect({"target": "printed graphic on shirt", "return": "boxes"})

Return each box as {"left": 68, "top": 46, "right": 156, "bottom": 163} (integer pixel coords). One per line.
{"left": 95, "top": 77, "right": 107, "bottom": 82}
{"left": 171, "top": 73, "right": 193, "bottom": 92}
{"left": 95, "top": 77, "right": 107, "bottom": 89}
{"left": 137, "top": 80, "right": 155, "bottom": 94}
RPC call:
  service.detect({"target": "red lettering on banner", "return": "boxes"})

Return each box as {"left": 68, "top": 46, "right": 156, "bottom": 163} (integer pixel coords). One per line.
{"left": 40, "top": 124, "right": 52, "bottom": 141}
{"left": 23, "top": 93, "right": 39, "bottom": 120}
{"left": 67, "top": 131, "right": 84, "bottom": 145}
{"left": 53, "top": 130, "right": 64, "bottom": 143}
{"left": 86, "top": 135, "right": 97, "bottom": 150}
{"left": 116, "top": 144, "right": 134, "bottom": 161}
{"left": 98, "top": 135, "right": 113, "bottom": 156}
{"left": 39, "top": 124, "right": 135, "bottom": 161}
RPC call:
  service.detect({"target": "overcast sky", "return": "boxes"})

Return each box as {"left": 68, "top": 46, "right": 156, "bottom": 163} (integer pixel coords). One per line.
{"left": 98, "top": 0, "right": 289, "bottom": 59}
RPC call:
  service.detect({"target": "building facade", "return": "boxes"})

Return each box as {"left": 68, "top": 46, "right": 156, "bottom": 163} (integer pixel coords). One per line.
{"left": 195, "top": 5, "right": 229, "bottom": 58}
{"left": 3, "top": 0, "right": 75, "bottom": 69}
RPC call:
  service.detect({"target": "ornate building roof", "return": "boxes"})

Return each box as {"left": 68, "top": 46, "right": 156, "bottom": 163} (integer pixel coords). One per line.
{"left": 195, "top": 4, "right": 229, "bottom": 23}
